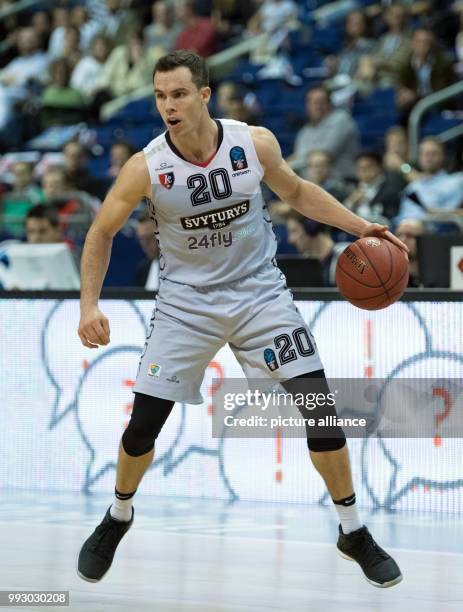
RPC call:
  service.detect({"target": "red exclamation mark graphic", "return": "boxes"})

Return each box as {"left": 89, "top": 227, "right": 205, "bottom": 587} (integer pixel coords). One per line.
{"left": 433, "top": 387, "right": 453, "bottom": 448}
{"left": 123, "top": 379, "right": 135, "bottom": 429}
{"left": 206, "top": 360, "right": 223, "bottom": 416}
{"left": 364, "top": 319, "right": 373, "bottom": 378}
{"left": 275, "top": 428, "right": 283, "bottom": 483}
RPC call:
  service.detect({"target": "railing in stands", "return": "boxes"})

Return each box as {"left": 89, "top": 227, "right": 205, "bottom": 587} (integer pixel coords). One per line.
{"left": 0, "top": 0, "right": 42, "bottom": 20}
{"left": 408, "top": 80, "right": 463, "bottom": 162}
{"left": 100, "top": 33, "right": 269, "bottom": 121}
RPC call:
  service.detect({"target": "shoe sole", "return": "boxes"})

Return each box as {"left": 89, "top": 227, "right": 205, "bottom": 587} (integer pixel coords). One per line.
{"left": 76, "top": 554, "right": 109, "bottom": 583}
{"left": 337, "top": 548, "right": 403, "bottom": 588}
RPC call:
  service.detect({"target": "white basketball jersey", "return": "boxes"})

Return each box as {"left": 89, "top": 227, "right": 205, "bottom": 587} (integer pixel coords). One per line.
{"left": 143, "top": 118, "right": 277, "bottom": 286}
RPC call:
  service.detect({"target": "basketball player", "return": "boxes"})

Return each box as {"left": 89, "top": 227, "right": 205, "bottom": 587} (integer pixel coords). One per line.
{"left": 77, "top": 51, "right": 408, "bottom": 588}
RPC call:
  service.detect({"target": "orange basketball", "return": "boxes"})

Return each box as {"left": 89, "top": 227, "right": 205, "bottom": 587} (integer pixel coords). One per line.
{"left": 335, "top": 237, "right": 409, "bottom": 310}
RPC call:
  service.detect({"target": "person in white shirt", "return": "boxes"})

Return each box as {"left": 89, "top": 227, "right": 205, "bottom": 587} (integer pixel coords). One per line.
{"left": 71, "top": 34, "right": 111, "bottom": 100}
{"left": 289, "top": 87, "right": 360, "bottom": 179}
{"left": 0, "top": 28, "right": 50, "bottom": 129}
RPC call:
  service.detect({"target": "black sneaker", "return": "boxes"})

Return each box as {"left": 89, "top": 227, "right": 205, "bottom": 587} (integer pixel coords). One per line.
{"left": 77, "top": 507, "right": 134, "bottom": 582}
{"left": 337, "top": 525, "right": 402, "bottom": 588}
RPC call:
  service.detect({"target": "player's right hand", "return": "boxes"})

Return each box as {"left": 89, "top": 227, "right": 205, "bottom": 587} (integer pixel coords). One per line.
{"left": 78, "top": 307, "right": 110, "bottom": 349}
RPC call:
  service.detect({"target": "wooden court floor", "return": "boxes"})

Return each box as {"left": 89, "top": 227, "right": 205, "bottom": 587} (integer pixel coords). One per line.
{"left": 1, "top": 491, "right": 462, "bottom": 611}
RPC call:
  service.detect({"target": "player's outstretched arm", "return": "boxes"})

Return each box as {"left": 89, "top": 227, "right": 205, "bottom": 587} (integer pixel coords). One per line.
{"left": 251, "top": 126, "right": 409, "bottom": 254}
{"left": 78, "top": 153, "right": 151, "bottom": 349}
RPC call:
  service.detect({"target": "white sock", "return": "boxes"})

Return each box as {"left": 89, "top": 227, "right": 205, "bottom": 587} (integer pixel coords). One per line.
{"left": 109, "top": 488, "right": 136, "bottom": 522}
{"left": 333, "top": 493, "right": 362, "bottom": 534}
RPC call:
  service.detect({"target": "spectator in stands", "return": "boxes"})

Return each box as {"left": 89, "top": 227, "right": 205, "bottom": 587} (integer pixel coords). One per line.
{"left": 247, "top": 0, "right": 297, "bottom": 35}
{"left": 247, "top": 0, "right": 298, "bottom": 64}
{"left": 62, "top": 140, "right": 110, "bottom": 200}
{"left": 285, "top": 211, "right": 351, "bottom": 286}
{"left": 395, "top": 218, "right": 425, "bottom": 286}
{"left": 174, "top": 0, "right": 218, "bottom": 58}
{"left": 60, "top": 25, "right": 83, "bottom": 70}
{"left": 40, "top": 59, "right": 86, "bottom": 129}
{"left": 396, "top": 28, "right": 455, "bottom": 121}
{"left": 144, "top": 2, "right": 182, "bottom": 52}
{"left": 108, "top": 141, "right": 135, "bottom": 178}
{"left": 343, "top": 151, "right": 405, "bottom": 222}
{"left": 71, "top": 34, "right": 111, "bottom": 101}
{"left": 31, "top": 11, "right": 52, "bottom": 52}
{"left": 290, "top": 86, "right": 360, "bottom": 179}
{"left": 325, "top": 10, "right": 374, "bottom": 84}
{"left": 41, "top": 165, "right": 72, "bottom": 203}
{"left": 134, "top": 209, "right": 159, "bottom": 287}
{"left": 383, "top": 125, "right": 424, "bottom": 183}
{"left": 40, "top": 164, "right": 96, "bottom": 247}
{"left": 212, "top": 0, "right": 257, "bottom": 44}
{"left": 48, "top": 7, "right": 71, "bottom": 58}
{"left": 96, "top": 30, "right": 160, "bottom": 100}
{"left": 397, "top": 137, "right": 463, "bottom": 222}
{"left": 100, "top": 0, "right": 142, "bottom": 44}
{"left": 371, "top": 3, "right": 411, "bottom": 86}
{"left": 215, "top": 82, "right": 260, "bottom": 124}
{"left": 215, "top": 82, "right": 260, "bottom": 121}
{"left": 304, "top": 150, "right": 351, "bottom": 203}
{"left": 70, "top": 5, "right": 102, "bottom": 52}
{"left": 0, "top": 162, "right": 43, "bottom": 237}
{"left": 0, "top": 0, "right": 19, "bottom": 68}
{"left": 0, "top": 27, "right": 49, "bottom": 131}
{"left": 456, "top": 5, "right": 463, "bottom": 77}
{"left": 25, "top": 204, "right": 62, "bottom": 244}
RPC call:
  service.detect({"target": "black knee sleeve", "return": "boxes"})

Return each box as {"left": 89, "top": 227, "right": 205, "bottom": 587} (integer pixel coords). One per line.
{"left": 282, "top": 369, "right": 347, "bottom": 452}
{"left": 121, "top": 392, "right": 174, "bottom": 457}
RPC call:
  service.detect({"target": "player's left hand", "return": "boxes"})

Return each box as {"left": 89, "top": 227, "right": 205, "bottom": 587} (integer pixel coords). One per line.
{"left": 361, "top": 223, "right": 409, "bottom": 259}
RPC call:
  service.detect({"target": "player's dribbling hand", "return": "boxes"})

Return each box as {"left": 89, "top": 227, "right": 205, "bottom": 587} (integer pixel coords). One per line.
{"left": 78, "top": 307, "right": 111, "bottom": 349}
{"left": 361, "top": 223, "right": 409, "bottom": 261}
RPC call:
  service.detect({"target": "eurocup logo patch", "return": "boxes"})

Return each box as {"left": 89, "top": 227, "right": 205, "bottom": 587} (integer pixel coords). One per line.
{"left": 148, "top": 362, "right": 161, "bottom": 377}
{"left": 264, "top": 348, "right": 279, "bottom": 371}
{"left": 159, "top": 172, "right": 175, "bottom": 189}
{"left": 230, "top": 146, "right": 248, "bottom": 171}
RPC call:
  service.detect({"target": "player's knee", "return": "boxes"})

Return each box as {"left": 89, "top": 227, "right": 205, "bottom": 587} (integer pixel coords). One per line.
{"left": 282, "top": 369, "right": 347, "bottom": 453}
{"left": 121, "top": 392, "right": 174, "bottom": 457}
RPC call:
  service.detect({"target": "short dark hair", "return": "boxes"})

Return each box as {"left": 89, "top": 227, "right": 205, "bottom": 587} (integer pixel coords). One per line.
{"left": 356, "top": 151, "right": 383, "bottom": 166}
{"left": 287, "top": 210, "right": 326, "bottom": 236}
{"left": 306, "top": 85, "right": 330, "bottom": 103}
{"left": 153, "top": 50, "right": 209, "bottom": 89}
{"left": 26, "top": 204, "right": 59, "bottom": 227}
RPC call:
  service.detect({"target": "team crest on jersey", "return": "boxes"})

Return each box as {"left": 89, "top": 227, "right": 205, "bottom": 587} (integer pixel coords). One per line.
{"left": 264, "top": 348, "right": 279, "bottom": 371}
{"left": 159, "top": 172, "right": 175, "bottom": 189}
{"left": 230, "top": 146, "right": 248, "bottom": 171}
{"left": 148, "top": 363, "right": 161, "bottom": 377}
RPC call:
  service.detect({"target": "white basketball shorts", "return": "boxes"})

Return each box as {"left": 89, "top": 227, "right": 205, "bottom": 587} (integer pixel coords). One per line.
{"left": 133, "top": 263, "right": 324, "bottom": 403}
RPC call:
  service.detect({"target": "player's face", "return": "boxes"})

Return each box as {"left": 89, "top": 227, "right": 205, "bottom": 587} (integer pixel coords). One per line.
{"left": 154, "top": 67, "right": 211, "bottom": 135}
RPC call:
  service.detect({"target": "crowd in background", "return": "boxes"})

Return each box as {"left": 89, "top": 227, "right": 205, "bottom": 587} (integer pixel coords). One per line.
{"left": 0, "top": 0, "right": 462, "bottom": 288}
